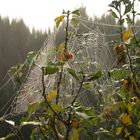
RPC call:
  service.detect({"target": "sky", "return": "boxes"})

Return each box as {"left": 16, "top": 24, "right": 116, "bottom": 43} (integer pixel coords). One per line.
{"left": 0, "top": 0, "right": 113, "bottom": 31}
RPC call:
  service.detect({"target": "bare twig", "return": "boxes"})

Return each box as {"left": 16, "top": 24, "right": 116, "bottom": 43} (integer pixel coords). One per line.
{"left": 125, "top": 45, "right": 140, "bottom": 98}
{"left": 56, "top": 67, "right": 63, "bottom": 104}
{"left": 41, "top": 67, "right": 67, "bottom": 125}
{"left": 71, "top": 76, "right": 85, "bottom": 106}
{"left": 65, "top": 75, "right": 85, "bottom": 140}
{"left": 56, "top": 10, "right": 70, "bottom": 104}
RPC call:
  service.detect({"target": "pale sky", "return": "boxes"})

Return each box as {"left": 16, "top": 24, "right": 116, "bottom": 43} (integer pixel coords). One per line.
{"left": 0, "top": 0, "right": 113, "bottom": 31}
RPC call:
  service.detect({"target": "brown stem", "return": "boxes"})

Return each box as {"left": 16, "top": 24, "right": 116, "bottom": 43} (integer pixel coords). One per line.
{"left": 35, "top": 114, "right": 49, "bottom": 140}
{"left": 71, "top": 76, "right": 85, "bottom": 106}
{"left": 64, "top": 76, "right": 85, "bottom": 140}
{"left": 125, "top": 45, "right": 140, "bottom": 98}
{"left": 50, "top": 119, "right": 59, "bottom": 140}
{"left": 41, "top": 67, "right": 67, "bottom": 125}
{"left": 56, "top": 67, "right": 63, "bottom": 104}
{"left": 56, "top": 11, "right": 70, "bottom": 104}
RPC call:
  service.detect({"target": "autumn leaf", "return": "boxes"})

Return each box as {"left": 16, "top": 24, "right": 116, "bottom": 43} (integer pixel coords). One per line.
{"left": 57, "top": 43, "right": 65, "bottom": 61}
{"left": 124, "top": 127, "right": 130, "bottom": 137}
{"left": 119, "top": 113, "right": 132, "bottom": 125}
{"left": 47, "top": 90, "right": 57, "bottom": 102}
{"left": 72, "top": 120, "right": 80, "bottom": 128}
{"left": 129, "top": 136, "right": 136, "bottom": 140}
{"left": 116, "top": 127, "right": 123, "bottom": 135}
{"left": 123, "top": 28, "right": 133, "bottom": 43}
{"left": 55, "top": 15, "right": 65, "bottom": 28}
{"left": 138, "top": 121, "right": 140, "bottom": 129}
{"left": 71, "top": 128, "right": 79, "bottom": 140}
{"left": 64, "top": 51, "right": 74, "bottom": 61}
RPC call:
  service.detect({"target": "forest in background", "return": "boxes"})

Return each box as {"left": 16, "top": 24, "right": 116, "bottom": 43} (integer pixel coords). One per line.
{"left": 0, "top": 17, "right": 47, "bottom": 114}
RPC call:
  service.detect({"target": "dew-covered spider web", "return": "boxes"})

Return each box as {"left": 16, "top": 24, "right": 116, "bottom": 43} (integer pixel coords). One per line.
{"left": 2, "top": 18, "right": 140, "bottom": 118}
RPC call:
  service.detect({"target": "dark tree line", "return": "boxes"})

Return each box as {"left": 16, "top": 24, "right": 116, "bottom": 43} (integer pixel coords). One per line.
{"left": 0, "top": 16, "right": 47, "bottom": 115}
{"left": 0, "top": 17, "right": 47, "bottom": 80}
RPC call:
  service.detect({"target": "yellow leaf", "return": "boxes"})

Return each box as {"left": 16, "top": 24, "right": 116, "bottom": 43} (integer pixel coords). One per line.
{"left": 124, "top": 127, "right": 130, "bottom": 137}
{"left": 57, "top": 43, "right": 65, "bottom": 61}
{"left": 116, "top": 127, "right": 123, "bottom": 135}
{"left": 55, "top": 15, "right": 65, "bottom": 28}
{"left": 129, "top": 136, "right": 136, "bottom": 140}
{"left": 138, "top": 121, "right": 140, "bottom": 129}
{"left": 71, "top": 128, "right": 79, "bottom": 140}
{"left": 47, "top": 90, "right": 57, "bottom": 102}
{"left": 123, "top": 28, "right": 133, "bottom": 43}
{"left": 119, "top": 113, "right": 132, "bottom": 125}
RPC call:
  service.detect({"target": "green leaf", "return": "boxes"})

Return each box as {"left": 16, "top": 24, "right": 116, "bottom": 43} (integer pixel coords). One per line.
{"left": 71, "top": 18, "right": 80, "bottom": 25}
{"left": 122, "top": 0, "right": 129, "bottom": 4}
{"left": 8, "top": 66, "right": 17, "bottom": 73}
{"left": 126, "top": 15, "right": 132, "bottom": 24}
{"left": 109, "top": 9, "right": 119, "bottom": 18}
{"left": 108, "top": 3, "right": 115, "bottom": 8}
{"left": 48, "top": 61, "right": 65, "bottom": 67}
{"left": 72, "top": 9, "right": 80, "bottom": 16}
{"left": 67, "top": 68, "right": 79, "bottom": 80}
{"left": 27, "top": 102, "right": 40, "bottom": 114}
{"left": 110, "top": 67, "right": 129, "bottom": 81}
{"left": 124, "top": 4, "right": 132, "bottom": 15}
{"left": 55, "top": 15, "right": 65, "bottom": 28}
{"left": 44, "top": 66, "right": 59, "bottom": 75}
{"left": 51, "top": 104, "right": 64, "bottom": 113}
{"left": 120, "top": 19, "right": 125, "bottom": 25}
{"left": 84, "top": 107, "right": 95, "bottom": 116}
{"left": 54, "top": 61, "right": 65, "bottom": 66}
{"left": 88, "top": 71, "right": 102, "bottom": 81}
{"left": 83, "top": 82, "right": 93, "bottom": 89}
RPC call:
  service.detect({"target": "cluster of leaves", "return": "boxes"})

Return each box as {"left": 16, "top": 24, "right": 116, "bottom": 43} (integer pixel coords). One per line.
{"left": 95, "top": 0, "right": 140, "bottom": 140}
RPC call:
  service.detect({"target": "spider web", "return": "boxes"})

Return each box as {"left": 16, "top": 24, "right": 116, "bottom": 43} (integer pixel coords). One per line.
{"left": 1, "top": 21, "right": 125, "bottom": 118}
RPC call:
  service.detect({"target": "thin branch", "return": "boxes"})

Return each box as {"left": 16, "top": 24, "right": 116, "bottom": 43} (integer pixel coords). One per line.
{"left": 65, "top": 76, "right": 85, "bottom": 140}
{"left": 56, "top": 67, "right": 63, "bottom": 104}
{"left": 50, "top": 119, "right": 59, "bottom": 140}
{"left": 56, "top": 11, "right": 70, "bottom": 104}
{"left": 41, "top": 67, "right": 67, "bottom": 125}
{"left": 71, "top": 76, "right": 85, "bottom": 106}
{"left": 35, "top": 114, "right": 49, "bottom": 140}
{"left": 125, "top": 45, "right": 140, "bottom": 98}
